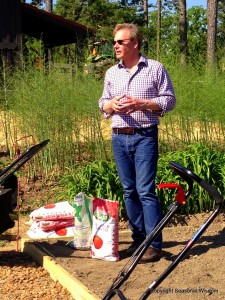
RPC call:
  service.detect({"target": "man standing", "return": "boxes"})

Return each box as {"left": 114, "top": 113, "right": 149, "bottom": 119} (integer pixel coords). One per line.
{"left": 99, "top": 23, "right": 176, "bottom": 262}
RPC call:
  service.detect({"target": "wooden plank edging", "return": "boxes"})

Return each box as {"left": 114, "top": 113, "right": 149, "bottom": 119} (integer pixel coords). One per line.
{"left": 21, "top": 238, "right": 100, "bottom": 300}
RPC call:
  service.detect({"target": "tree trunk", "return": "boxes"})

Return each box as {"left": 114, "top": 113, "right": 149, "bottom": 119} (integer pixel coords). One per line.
{"left": 157, "top": 0, "right": 161, "bottom": 61}
{"left": 45, "top": 0, "right": 52, "bottom": 12}
{"left": 179, "top": 0, "right": 187, "bottom": 66}
{"left": 207, "top": 0, "right": 218, "bottom": 69}
{"left": 45, "top": 0, "right": 53, "bottom": 67}
{"left": 143, "top": 0, "right": 148, "bottom": 28}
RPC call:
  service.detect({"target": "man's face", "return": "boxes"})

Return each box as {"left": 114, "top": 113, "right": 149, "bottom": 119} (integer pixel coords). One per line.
{"left": 113, "top": 29, "right": 137, "bottom": 60}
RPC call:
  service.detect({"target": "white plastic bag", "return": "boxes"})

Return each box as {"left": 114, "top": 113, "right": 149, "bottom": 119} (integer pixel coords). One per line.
{"left": 67, "top": 192, "right": 93, "bottom": 250}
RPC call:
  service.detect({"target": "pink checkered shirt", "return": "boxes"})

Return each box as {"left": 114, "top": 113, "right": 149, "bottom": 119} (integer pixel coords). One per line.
{"left": 99, "top": 55, "right": 176, "bottom": 128}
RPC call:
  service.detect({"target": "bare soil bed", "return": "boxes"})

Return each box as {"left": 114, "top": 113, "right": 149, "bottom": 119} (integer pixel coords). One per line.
{"left": 33, "top": 212, "right": 225, "bottom": 300}
{"left": 1, "top": 211, "right": 225, "bottom": 300}
{"left": 0, "top": 165, "right": 225, "bottom": 299}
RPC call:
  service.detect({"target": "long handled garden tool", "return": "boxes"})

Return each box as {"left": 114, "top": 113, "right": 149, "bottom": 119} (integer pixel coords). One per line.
{"left": 102, "top": 161, "right": 223, "bottom": 300}
{"left": 0, "top": 139, "right": 50, "bottom": 235}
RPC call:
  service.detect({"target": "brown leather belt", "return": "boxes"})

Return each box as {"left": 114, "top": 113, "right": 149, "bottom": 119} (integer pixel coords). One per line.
{"left": 112, "top": 126, "right": 157, "bottom": 135}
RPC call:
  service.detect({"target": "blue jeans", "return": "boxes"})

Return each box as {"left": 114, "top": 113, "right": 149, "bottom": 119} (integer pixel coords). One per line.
{"left": 112, "top": 127, "right": 162, "bottom": 251}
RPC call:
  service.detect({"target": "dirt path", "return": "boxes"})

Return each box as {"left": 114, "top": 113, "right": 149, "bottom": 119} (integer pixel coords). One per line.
{"left": 0, "top": 214, "right": 75, "bottom": 300}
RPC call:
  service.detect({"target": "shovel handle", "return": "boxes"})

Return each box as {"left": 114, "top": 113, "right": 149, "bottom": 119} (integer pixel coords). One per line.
{"left": 0, "top": 139, "right": 50, "bottom": 185}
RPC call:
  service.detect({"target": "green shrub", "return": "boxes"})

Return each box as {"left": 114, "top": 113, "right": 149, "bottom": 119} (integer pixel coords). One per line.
{"left": 157, "top": 143, "right": 225, "bottom": 215}
{"left": 54, "top": 160, "right": 125, "bottom": 217}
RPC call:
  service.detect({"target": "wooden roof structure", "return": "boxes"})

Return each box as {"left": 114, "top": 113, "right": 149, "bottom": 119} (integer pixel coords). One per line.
{"left": 0, "top": 0, "right": 94, "bottom": 51}
{"left": 21, "top": 2, "right": 94, "bottom": 48}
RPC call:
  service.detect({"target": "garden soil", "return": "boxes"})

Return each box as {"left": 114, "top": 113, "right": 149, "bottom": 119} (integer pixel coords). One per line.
{"left": 1, "top": 212, "right": 225, "bottom": 300}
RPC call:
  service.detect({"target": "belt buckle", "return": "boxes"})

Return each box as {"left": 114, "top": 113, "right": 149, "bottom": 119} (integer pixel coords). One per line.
{"left": 130, "top": 128, "right": 135, "bottom": 134}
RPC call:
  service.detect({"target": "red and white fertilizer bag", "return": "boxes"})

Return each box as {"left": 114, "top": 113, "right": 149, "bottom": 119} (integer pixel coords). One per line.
{"left": 91, "top": 197, "right": 119, "bottom": 262}
{"left": 27, "top": 201, "right": 75, "bottom": 239}
{"left": 27, "top": 222, "right": 75, "bottom": 238}
{"left": 66, "top": 193, "right": 93, "bottom": 250}
{"left": 29, "top": 201, "right": 74, "bottom": 221}
{"left": 39, "top": 219, "right": 75, "bottom": 232}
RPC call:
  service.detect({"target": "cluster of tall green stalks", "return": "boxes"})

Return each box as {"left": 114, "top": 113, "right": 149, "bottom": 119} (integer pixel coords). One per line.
{"left": 1, "top": 67, "right": 109, "bottom": 180}
{"left": 0, "top": 64, "right": 225, "bottom": 215}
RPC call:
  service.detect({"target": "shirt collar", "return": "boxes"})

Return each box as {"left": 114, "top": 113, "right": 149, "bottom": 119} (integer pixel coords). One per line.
{"left": 118, "top": 54, "right": 147, "bottom": 68}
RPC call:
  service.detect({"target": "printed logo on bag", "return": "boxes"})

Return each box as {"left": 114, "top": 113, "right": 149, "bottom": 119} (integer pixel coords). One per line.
{"left": 94, "top": 209, "right": 110, "bottom": 222}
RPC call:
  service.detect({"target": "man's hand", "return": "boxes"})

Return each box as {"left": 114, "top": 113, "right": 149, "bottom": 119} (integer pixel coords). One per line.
{"left": 110, "top": 95, "right": 127, "bottom": 113}
{"left": 109, "top": 95, "right": 140, "bottom": 114}
{"left": 103, "top": 95, "right": 126, "bottom": 114}
{"left": 121, "top": 96, "right": 162, "bottom": 114}
{"left": 119, "top": 96, "right": 147, "bottom": 114}
{"left": 103, "top": 95, "right": 160, "bottom": 114}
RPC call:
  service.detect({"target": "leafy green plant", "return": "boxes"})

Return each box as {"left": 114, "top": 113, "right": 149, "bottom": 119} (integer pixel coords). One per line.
{"left": 54, "top": 160, "right": 125, "bottom": 216}
{"left": 157, "top": 143, "right": 225, "bottom": 215}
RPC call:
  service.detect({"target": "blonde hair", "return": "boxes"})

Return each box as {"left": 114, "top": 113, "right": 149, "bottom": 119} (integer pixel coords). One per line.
{"left": 113, "top": 23, "right": 142, "bottom": 50}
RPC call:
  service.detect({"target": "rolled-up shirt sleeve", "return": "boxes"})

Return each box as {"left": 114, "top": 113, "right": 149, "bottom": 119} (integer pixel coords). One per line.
{"left": 153, "top": 65, "right": 176, "bottom": 115}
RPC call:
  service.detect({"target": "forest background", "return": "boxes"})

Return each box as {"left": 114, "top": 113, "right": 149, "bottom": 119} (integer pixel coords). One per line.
{"left": 0, "top": 0, "right": 225, "bottom": 217}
